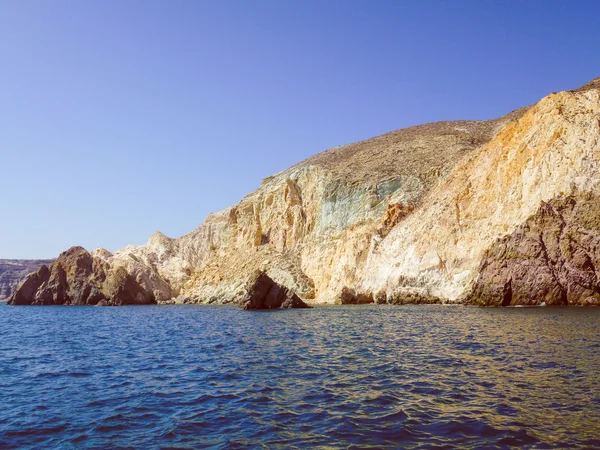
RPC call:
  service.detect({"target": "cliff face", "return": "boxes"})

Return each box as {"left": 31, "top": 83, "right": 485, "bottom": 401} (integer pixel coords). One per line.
{"left": 468, "top": 192, "right": 600, "bottom": 306}
{"left": 0, "top": 259, "right": 53, "bottom": 300}
{"left": 107, "top": 114, "right": 524, "bottom": 304}
{"left": 360, "top": 84, "right": 600, "bottom": 303}
{"left": 9, "top": 76, "right": 600, "bottom": 306}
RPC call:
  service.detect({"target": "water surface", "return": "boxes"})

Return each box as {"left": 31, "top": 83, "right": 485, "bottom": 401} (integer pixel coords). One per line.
{"left": 1, "top": 304, "right": 599, "bottom": 449}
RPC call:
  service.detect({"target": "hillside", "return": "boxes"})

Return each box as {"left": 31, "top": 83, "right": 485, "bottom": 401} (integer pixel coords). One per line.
{"left": 10, "top": 76, "right": 600, "bottom": 306}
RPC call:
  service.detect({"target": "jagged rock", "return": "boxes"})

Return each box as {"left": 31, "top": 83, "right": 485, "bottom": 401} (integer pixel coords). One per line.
{"left": 467, "top": 193, "right": 600, "bottom": 306}
{"left": 374, "top": 291, "right": 387, "bottom": 304}
{"left": 240, "top": 271, "right": 310, "bottom": 310}
{"left": 338, "top": 286, "right": 373, "bottom": 304}
{"left": 583, "top": 296, "right": 600, "bottom": 306}
{"left": 8, "top": 246, "right": 157, "bottom": 306}
{"left": 0, "top": 259, "right": 54, "bottom": 300}
{"left": 174, "top": 295, "right": 191, "bottom": 304}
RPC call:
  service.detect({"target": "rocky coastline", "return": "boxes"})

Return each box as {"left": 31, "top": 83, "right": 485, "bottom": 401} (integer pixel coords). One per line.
{"left": 8, "top": 76, "right": 600, "bottom": 307}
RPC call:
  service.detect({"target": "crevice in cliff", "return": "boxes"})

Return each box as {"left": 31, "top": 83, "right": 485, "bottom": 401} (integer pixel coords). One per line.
{"left": 501, "top": 279, "right": 512, "bottom": 306}
{"left": 454, "top": 201, "right": 462, "bottom": 232}
{"left": 537, "top": 203, "right": 568, "bottom": 297}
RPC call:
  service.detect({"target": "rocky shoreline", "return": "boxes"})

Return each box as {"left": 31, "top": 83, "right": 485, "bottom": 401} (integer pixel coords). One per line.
{"left": 8, "top": 76, "right": 600, "bottom": 308}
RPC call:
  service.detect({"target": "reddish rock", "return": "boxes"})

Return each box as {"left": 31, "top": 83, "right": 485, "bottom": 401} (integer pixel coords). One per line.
{"left": 8, "top": 246, "right": 155, "bottom": 306}
{"left": 241, "top": 271, "right": 310, "bottom": 310}
{"left": 378, "top": 202, "right": 415, "bottom": 237}
{"left": 339, "top": 286, "right": 373, "bottom": 304}
{"left": 468, "top": 193, "right": 600, "bottom": 306}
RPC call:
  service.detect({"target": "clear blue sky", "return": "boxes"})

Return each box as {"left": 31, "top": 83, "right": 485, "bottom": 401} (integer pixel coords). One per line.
{"left": 1, "top": 0, "right": 600, "bottom": 259}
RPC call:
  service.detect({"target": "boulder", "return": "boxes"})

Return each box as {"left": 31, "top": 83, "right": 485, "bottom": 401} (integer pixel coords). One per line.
{"left": 240, "top": 271, "right": 310, "bottom": 310}
{"left": 339, "top": 286, "right": 373, "bottom": 304}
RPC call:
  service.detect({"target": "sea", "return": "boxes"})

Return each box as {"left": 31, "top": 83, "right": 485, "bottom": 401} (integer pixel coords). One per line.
{"left": 1, "top": 303, "right": 599, "bottom": 449}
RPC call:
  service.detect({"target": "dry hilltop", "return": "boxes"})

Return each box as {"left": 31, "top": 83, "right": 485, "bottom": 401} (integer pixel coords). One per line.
{"left": 9, "top": 76, "right": 600, "bottom": 306}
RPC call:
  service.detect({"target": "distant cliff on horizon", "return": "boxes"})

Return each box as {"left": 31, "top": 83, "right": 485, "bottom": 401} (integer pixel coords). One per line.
{"left": 9, "top": 75, "right": 600, "bottom": 306}
{"left": 0, "top": 259, "right": 54, "bottom": 300}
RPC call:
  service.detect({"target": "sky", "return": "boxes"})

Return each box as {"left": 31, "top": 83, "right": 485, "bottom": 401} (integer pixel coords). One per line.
{"left": 1, "top": 0, "right": 600, "bottom": 259}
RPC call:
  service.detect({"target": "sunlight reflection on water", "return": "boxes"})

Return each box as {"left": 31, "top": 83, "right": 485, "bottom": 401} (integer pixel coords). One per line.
{"left": 0, "top": 304, "right": 599, "bottom": 449}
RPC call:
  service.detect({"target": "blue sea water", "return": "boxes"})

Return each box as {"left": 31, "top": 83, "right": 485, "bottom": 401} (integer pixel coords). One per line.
{"left": 0, "top": 304, "right": 599, "bottom": 449}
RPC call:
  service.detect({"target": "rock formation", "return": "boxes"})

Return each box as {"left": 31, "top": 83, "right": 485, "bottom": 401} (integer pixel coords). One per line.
{"left": 240, "top": 271, "right": 310, "bottom": 310}
{"left": 0, "top": 259, "right": 53, "bottom": 300}
{"left": 468, "top": 192, "right": 600, "bottom": 306}
{"left": 8, "top": 247, "right": 161, "bottom": 305}
{"left": 338, "top": 287, "right": 373, "bottom": 305}
{"left": 360, "top": 78, "right": 600, "bottom": 304}
{"left": 9, "top": 75, "right": 600, "bottom": 306}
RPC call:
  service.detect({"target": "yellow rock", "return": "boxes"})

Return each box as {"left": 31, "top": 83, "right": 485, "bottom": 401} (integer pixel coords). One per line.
{"left": 90, "top": 77, "right": 600, "bottom": 305}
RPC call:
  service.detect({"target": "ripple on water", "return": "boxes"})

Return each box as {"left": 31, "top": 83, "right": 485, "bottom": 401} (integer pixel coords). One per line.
{"left": 0, "top": 304, "right": 599, "bottom": 449}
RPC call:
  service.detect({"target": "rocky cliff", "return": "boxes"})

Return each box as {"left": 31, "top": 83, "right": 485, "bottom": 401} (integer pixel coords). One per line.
{"left": 468, "top": 192, "right": 600, "bottom": 306}
{"left": 0, "top": 259, "right": 53, "bottom": 300}
{"left": 10, "top": 76, "right": 600, "bottom": 306}
{"left": 9, "top": 247, "right": 159, "bottom": 305}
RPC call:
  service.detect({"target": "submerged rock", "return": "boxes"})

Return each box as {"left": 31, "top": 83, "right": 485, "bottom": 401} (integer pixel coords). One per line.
{"left": 387, "top": 291, "right": 443, "bottom": 305}
{"left": 240, "top": 271, "right": 310, "bottom": 310}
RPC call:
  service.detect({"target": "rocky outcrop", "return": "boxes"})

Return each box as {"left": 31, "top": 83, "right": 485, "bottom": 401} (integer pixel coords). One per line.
{"left": 240, "top": 271, "right": 310, "bottom": 310}
{"left": 10, "top": 76, "right": 600, "bottom": 306}
{"left": 338, "top": 286, "right": 373, "bottom": 304}
{"left": 0, "top": 259, "right": 53, "bottom": 300}
{"left": 467, "top": 192, "right": 600, "bottom": 306}
{"left": 8, "top": 247, "right": 160, "bottom": 305}
{"left": 389, "top": 292, "right": 443, "bottom": 305}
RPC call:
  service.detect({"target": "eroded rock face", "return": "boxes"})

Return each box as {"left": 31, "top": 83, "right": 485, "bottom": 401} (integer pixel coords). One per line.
{"left": 338, "top": 286, "right": 373, "bottom": 304}
{"left": 8, "top": 247, "right": 158, "bottom": 305}
{"left": 126, "top": 110, "right": 524, "bottom": 304}
{"left": 359, "top": 79, "right": 600, "bottom": 302}
{"left": 468, "top": 192, "right": 600, "bottom": 306}
{"left": 240, "top": 271, "right": 310, "bottom": 310}
{"left": 11, "top": 76, "right": 600, "bottom": 306}
{"left": 386, "top": 291, "right": 443, "bottom": 305}
{"left": 0, "top": 259, "right": 54, "bottom": 300}
{"left": 377, "top": 203, "right": 415, "bottom": 238}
